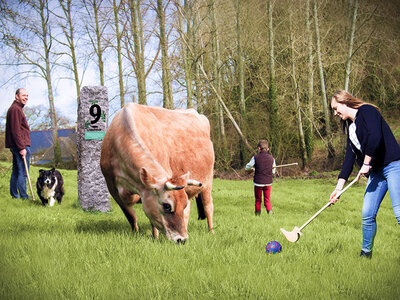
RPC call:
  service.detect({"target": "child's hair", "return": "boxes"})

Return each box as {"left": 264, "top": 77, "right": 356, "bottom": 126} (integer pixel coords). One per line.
{"left": 257, "top": 140, "right": 269, "bottom": 152}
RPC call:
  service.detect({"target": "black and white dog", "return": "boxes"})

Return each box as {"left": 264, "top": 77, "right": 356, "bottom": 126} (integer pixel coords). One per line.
{"left": 36, "top": 168, "right": 65, "bottom": 207}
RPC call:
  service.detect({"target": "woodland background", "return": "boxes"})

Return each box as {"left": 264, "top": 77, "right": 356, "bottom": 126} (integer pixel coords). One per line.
{"left": 0, "top": 0, "right": 399, "bottom": 174}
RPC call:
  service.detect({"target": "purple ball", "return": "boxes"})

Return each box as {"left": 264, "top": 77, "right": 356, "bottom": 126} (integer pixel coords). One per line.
{"left": 266, "top": 241, "right": 282, "bottom": 254}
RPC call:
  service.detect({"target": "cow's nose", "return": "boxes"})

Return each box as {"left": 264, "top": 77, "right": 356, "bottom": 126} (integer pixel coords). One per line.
{"left": 176, "top": 238, "right": 186, "bottom": 245}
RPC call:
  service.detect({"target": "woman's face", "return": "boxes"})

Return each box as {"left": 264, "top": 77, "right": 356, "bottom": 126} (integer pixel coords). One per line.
{"left": 331, "top": 98, "right": 351, "bottom": 120}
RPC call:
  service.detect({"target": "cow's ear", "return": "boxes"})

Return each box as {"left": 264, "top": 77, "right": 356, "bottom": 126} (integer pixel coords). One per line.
{"left": 140, "top": 167, "right": 158, "bottom": 189}
{"left": 39, "top": 169, "right": 44, "bottom": 173}
{"left": 51, "top": 168, "right": 55, "bottom": 172}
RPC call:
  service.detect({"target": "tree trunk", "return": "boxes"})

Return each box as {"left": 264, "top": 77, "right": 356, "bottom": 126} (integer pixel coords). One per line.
{"left": 113, "top": 0, "right": 125, "bottom": 107}
{"left": 313, "top": 0, "right": 335, "bottom": 158}
{"left": 267, "top": 0, "right": 280, "bottom": 157}
{"left": 235, "top": 0, "right": 247, "bottom": 166}
{"left": 40, "top": 0, "right": 61, "bottom": 165}
{"left": 184, "top": 0, "right": 194, "bottom": 108}
{"left": 289, "top": 12, "right": 306, "bottom": 169}
{"left": 192, "top": 4, "right": 204, "bottom": 113}
{"left": 305, "top": 0, "right": 314, "bottom": 161}
{"left": 176, "top": 0, "right": 194, "bottom": 108}
{"left": 235, "top": 0, "right": 245, "bottom": 117}
{"left": 156, "top": 0, "right": 173, "bottom": 109}
{"left": 93, "top": 0, "right": 105, "bottom": 86}
{"left": 128, "top": 0, "right": 147, "bottom": 105}
{"left": 344, "top": 0, "right": 359, "bottom": 91}
{"left": 197, "top": 61, "right": 254, "bottom": 155}
{"left": 208, "top": 0, "right": 228, "bottom": 161}
{"left": 58, "top": 0, "right": 81, "bottom": 102}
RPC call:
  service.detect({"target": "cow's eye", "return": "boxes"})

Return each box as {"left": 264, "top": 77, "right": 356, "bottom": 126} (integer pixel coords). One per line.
{"left": 162, "top": 203, "right": 172, "bottom": 214}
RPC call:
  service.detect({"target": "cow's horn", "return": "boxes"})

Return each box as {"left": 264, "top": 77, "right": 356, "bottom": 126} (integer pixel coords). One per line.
{"left": 165, "top": 181, "right": 185, "bottom": 190}
{"left": 186, "top": 179, "right": 202, "bottom": 187}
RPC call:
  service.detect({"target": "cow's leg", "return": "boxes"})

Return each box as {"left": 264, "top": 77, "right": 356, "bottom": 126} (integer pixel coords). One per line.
{"left": 184, "top": 199, "right": 191, "bottom": 229}
{"left": 120, "top": 205, "right": 139, "bottom": 233}
{"left": 201, "top": 187, "right": 214, "bottom": 233}
{"left": 152, "top": 226, "right": 159, "bottom": 239}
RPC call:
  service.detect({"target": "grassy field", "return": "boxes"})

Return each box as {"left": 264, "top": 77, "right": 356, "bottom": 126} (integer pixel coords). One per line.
{"left": 0, "top": 161, "right": 399, "bottom": 299}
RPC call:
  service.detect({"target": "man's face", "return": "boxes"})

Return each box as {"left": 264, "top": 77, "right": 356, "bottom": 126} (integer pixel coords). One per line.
{"left": 16, "top": 89, "right": 28, "bottom": 105}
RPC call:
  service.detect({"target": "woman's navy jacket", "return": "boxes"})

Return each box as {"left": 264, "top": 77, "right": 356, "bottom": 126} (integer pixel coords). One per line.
{"left": 339, "top": 104, "right": 400, "bottom": 180}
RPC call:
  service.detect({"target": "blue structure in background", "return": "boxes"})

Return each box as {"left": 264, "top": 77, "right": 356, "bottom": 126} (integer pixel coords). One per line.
{"left": 30, "top": 128, "right": 76, "bottom": 164}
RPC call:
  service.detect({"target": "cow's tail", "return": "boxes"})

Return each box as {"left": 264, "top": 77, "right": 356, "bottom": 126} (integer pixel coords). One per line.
{"left": 195, "top": 193, "right": 206, "bottom": 220}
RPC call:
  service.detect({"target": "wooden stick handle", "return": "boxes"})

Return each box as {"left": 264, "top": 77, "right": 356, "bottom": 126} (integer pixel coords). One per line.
{"left": 23, "top": 156, "right": 36, "bottom": 201}
{"left": 299, "top": 174, "right": 360, "bottom": 231}
{"left": 274, "top": 162, "right": 298, "bottom": 168}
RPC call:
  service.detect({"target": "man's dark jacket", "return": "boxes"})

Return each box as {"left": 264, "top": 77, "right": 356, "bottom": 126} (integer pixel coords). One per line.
{"left": 5, "top": 100, "right": 31, "bottom": 151}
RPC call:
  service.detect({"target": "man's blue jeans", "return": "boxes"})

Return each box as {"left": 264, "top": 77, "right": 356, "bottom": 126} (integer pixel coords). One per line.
{"left": 10, "top": 146, "right": 31, "bottom": 199}
{"left": 362, "top": 160, "right": 400, "bottom": 252}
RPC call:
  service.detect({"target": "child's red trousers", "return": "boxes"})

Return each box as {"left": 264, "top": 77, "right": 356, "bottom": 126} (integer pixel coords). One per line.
{"left": 254, "top": 185, "right": 272, "bottom": 212}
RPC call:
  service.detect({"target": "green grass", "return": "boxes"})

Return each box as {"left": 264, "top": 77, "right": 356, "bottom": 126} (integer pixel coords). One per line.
{"left": 0, "top": 162, "right": 399, "bottom": 299}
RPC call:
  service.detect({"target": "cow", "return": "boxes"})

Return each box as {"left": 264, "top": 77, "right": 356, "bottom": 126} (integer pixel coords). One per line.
{"left": 100, "top": 103, "right": 214, "bottom": 243}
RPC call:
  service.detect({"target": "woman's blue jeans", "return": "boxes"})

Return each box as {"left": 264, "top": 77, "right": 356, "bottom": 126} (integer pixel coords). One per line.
{"left": 10, "top": 146, "right": 31, "bottom": 199}
{"left": 362, "top": 160, "right": 400, "bottom": 252}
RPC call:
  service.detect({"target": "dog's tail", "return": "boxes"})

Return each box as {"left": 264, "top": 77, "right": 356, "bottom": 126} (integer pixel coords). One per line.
{"left": 195, "top": 193, "right": 206, "bottom": 220}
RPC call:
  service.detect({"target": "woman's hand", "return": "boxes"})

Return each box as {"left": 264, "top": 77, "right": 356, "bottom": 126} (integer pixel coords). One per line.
{"left": 329, "top": 178, "right": 346, "bottom": 204}
{"left": 329, "top": 189, "right": 341, "bottom": 204}
{"left": 359, "top": 163, "right": 371, "bottom": 177}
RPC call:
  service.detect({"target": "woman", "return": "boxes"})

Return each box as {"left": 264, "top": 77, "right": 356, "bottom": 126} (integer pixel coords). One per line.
{"left": 330, "top": 90, "right": 400, "bottom": 259}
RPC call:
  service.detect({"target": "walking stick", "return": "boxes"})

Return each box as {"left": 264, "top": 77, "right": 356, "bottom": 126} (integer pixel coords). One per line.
{"left": 23, "top": 156, "right": 36, "bottom": 201}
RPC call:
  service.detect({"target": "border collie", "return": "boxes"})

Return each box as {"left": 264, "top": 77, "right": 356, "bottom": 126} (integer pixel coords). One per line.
{"left": 36, "top": 168, "right": 65, "bottom": 207}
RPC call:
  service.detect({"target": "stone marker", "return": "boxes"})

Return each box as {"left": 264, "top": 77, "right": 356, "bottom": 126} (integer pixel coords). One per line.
{"left": 77, "top": 86, "right": 110, "bottom": 212}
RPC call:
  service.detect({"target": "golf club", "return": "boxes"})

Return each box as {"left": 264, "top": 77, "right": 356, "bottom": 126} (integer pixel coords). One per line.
{"left": 280, "top": 172, "right": 361, "bottom": 242}
{"left": 23, "top": 156, "right": 36, "bottom": 201}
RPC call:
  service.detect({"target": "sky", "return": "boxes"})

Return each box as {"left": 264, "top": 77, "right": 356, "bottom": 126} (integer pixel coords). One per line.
{"left": 0, "top": 61, "right": 173, "bottom": 128}
{"left": 0, "top": 0, "right": 184, "bottom": 129}
{"left": 1, "top": 74, "right": 78, "bottom": 124}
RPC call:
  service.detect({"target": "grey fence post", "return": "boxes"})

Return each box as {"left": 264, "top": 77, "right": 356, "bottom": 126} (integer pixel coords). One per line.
{"left": 77, "top": 86, "right": 110, "bottom": 212}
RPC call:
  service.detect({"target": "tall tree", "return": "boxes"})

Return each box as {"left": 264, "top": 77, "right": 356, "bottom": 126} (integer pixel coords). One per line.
{"left": 305, "top": 0, "right": 314, "bottom": 161}
{"left": 208, "top": 0, "right": 228, "bottom": 162}
{"left": 83, "top": 0, "right": 108, "bottom": 86}
{"left": 56, "top": 0, "right": 82, "bottom": 102}
{"left": 344, "top": 0, "right": 359, "bottom": 91}
{"left": 313, "top": 0, "right": 334, "bottom": 158}
{"left": 125, "top": 0, "right": 148, "bottom": 105}
{"left": 112, "top": 0, "right": 125, "bottom": 107}
{"left": 234, "top": 0, "right": 248, "bottom": 166}
{"left": 266, "top": 0, "right": 280, "bottom": 157}
{"left": 174, "top": 0, "right": 194, "bottom": 108}
{"left": 183, "top": 0, "right": 194, "bottom": 108}
{"left": 235, "top": 0, "right": 245, "bottom": 117}
{"left": 192, "top": 2, "right": 204, "bottom": 113}
{"left": 1, "top": 0, "right": 62, "bottom": 165}
{"left": 156, "top": 0, "right": 173, "bottom": 108}
{"left": 289, "top": 11, "right": 306, "bottom": 168}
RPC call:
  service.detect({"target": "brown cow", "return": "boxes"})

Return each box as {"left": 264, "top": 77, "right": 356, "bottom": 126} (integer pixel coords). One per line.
{"left": 100, "top": 103, "right": 214, "bottom": 243}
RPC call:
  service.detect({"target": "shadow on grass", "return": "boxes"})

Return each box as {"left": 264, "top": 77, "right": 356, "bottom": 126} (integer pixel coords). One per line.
{"left": 75, "top": 218, "right": 154, "bottom": 237}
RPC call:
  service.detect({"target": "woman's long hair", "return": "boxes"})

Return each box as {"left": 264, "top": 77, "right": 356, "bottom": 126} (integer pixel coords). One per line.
{"left": 331, "top": 90, "right": 379, "bottom": 133}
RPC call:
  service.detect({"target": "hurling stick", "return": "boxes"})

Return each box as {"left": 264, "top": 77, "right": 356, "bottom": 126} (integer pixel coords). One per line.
{"left": 23, "top": 156, "right": 36, "bottom": 201}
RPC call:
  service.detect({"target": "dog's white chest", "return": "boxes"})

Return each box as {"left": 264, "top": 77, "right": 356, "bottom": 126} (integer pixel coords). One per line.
{"left": 41, "top": 178, "right": 57, "bottom": 206}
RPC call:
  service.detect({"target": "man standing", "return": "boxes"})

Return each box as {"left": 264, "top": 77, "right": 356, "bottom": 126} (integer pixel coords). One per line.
{"left": 5, "top": 88, "right": 31, "bottom": 199}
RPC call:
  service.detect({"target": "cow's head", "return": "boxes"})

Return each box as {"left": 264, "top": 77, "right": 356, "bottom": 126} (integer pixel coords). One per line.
{"left": 139, "top": 167, "right": 201, "bottom": 243}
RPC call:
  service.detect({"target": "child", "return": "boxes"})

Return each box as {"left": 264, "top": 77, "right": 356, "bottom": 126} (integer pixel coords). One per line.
{"left": 245, "top": 140, "right": 276, "bottom": 215}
